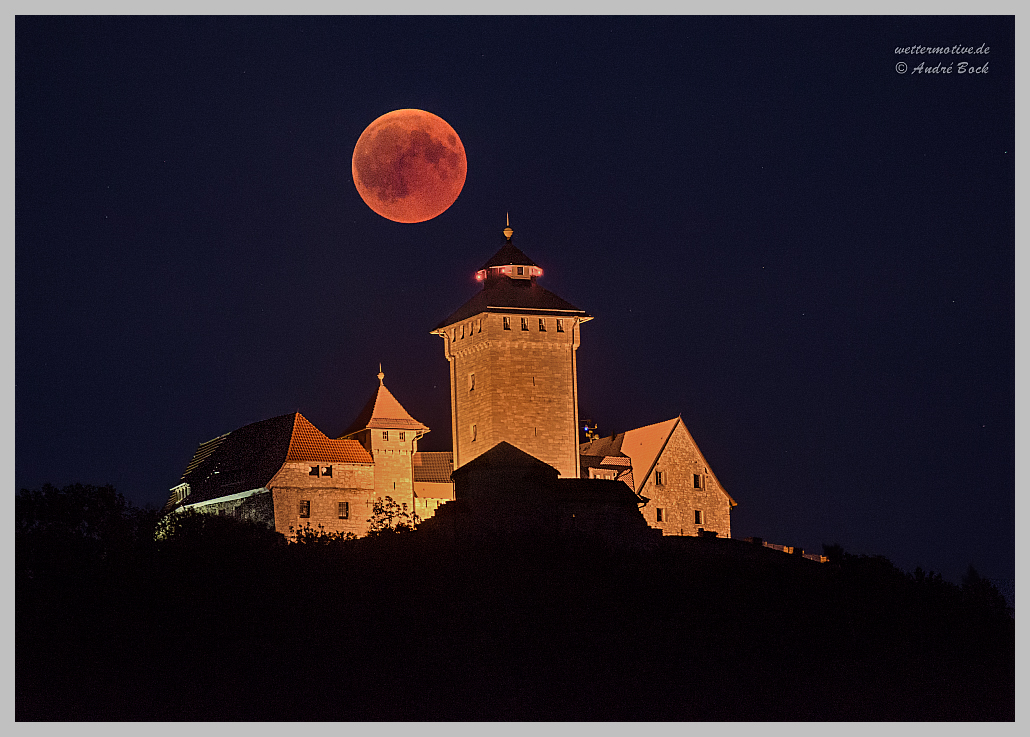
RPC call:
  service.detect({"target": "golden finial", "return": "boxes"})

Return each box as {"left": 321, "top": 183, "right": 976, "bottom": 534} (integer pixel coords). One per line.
{"left": 503, "top": 213, "right": 513, "bottom": 241}
{"left": 377, "top": 364, "right": 384, "bottom": 385}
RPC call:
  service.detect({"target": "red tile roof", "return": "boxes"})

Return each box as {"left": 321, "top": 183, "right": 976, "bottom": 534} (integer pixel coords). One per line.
{"left": 285, "top": 413, "right": 374, "bottom": 464}
{"left": 171, "top": 412, "right": 372, "bottom": 508}
{"left": 580, "top": 417, "right": 735, "bottom": 506}
{"left": 339, "top": 380, "right": 429, "bottom": 438}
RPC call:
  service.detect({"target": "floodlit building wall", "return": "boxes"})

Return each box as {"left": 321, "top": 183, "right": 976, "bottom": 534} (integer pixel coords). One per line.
{"left": 638, "top": 423, "right": 733, "bottom": 538}
{"left": 443, "top": 313, "right": 584, "bottom": 478}
{"left": 269, "top": 462, "right": 374, "bottom": 539}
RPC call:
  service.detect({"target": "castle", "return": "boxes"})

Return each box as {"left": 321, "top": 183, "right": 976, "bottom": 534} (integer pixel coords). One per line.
{"left": 162, "top": 220, "right": 737, "bottom": 540}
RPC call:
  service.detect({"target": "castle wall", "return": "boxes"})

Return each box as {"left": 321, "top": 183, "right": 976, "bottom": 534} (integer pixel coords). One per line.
{"left": 637, "top": 422, "right": 733, "bottom": 538}
{"left": 268, "top": 461, "right": 375, "bottom": 539}
{"left": 443, "top": 313, "right": 583, "bottom": 477}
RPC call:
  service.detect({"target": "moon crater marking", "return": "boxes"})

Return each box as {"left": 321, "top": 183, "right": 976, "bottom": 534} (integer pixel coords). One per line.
{"left": 352, "top": 109, "right": 467, "bottom": 223}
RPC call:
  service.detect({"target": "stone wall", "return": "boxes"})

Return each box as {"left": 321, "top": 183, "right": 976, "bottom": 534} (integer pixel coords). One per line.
{"left": 637, "top": 422, "right": 733, "bottom": 538}
{"left": 269, "top": 461, "right": 375, "bottom": 539}
{"left": 444, "top": 313, "right": 584, "bottom": 477}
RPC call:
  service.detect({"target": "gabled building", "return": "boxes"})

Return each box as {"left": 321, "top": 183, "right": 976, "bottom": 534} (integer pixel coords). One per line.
{"left": 580, "top": 417, "right": 736, "bottom": 536}
{"left": 163, "top": 373, "right": 455, "bottom": 538}
{"left": 166, "top": 217, "right": 737, "bottom": 540}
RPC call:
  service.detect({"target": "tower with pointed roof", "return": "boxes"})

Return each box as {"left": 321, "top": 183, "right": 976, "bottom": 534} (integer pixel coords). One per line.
{"left": 339, "top": 368, "right": 430, "bottom": 506}
{"left": 432, "top": 218, "right": 591, "bottom": 478}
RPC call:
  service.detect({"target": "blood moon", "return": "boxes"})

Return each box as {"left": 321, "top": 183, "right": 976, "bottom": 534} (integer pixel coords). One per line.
{"left": 352, "top": 109, "right": 467, "bottom": 223}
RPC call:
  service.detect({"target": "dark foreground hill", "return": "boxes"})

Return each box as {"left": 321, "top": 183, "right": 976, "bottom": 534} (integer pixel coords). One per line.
{"left": 17, "top": 485, "right": 1014, "bottom": 721}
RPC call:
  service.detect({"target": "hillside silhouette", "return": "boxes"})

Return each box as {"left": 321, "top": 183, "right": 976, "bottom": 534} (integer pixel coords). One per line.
{"left": 17, "top": 484, "right": 1014, "bottom": 721}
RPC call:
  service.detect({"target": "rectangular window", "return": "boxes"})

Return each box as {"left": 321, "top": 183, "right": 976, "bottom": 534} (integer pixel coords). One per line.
{"left": 655, "top": 470, "right": 666, "bottom": 486}
{"left": 309, "top": 466, "right": 320, "bottom": 477}
{"left": 477, "top": 319, "right": 482, "bottom": 333}
{"left": 556, "top": 319, "right": 564, "bottom": 332}
{"left": 471, "top": 424, "right": 477, "bottom": 441}
{"left": 693, "top": 473, "right": 702, "bottom": 488}
{"left": 521, "top": 317, "right": 529, "bottom": 331}
{"left": 461, "top": 323, "right": 466, "bottom": 338}
{"left": 469, "top": 373, "right": 475, "bottom": 391}
{"left": 539, "top": 318, "right": 546, "bottom": 331}
{"left": 322, "top": 465, "right": 332, "bottom": 477}
{"left": 694, "top": 510, "right": 704, "bottom": 525}
{"left": 517, "top": 266, "right": 525, "bottom": 276}
{"left": 383, "top": 431, "right": 390, "bottom": 441}
{"left": 656, "top": 508, "right": 665, "bottom": 523}
{"left": 453, "top": 327, "right": 458, "bottom": 341}
{"left": 399, "top": 431, "right": 405, "bottom": 442}
{"left": 503, "top": 316, "right": 511, "bottom": 330}
{"left": 299, "top": 500, "right": 311, "bottom": 518}
{"left": 339, "top": 502, "right": 349, "bottom": 519}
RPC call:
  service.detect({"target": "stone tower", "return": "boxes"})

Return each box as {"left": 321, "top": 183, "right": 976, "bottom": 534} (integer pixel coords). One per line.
{"left": 338, "top": 368, "right": 429, "bottom": 506}
{"left": 432, "top": 219, "right": 591, "bottom": 477}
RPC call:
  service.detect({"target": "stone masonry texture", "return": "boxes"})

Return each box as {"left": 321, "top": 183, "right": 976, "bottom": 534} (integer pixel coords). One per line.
{"left": 443, "top": 313, "right": 583, "bottom": 477}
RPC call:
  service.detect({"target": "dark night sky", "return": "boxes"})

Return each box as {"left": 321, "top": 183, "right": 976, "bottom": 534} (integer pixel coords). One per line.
{"left": 16, "top": 15, "right": 1014, "bottom": 586}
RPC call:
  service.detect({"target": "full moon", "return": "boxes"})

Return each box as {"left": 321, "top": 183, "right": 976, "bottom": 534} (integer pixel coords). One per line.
{"left": 352, "top": 109, "right": 467, "bottom": 223}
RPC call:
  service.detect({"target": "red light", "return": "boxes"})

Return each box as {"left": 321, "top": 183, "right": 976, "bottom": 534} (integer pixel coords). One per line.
{"left": 475, "top": 270, "right": 486, "bottom": 281}
{"left": 531, "top": 267, "right": 543, "bottom": 277}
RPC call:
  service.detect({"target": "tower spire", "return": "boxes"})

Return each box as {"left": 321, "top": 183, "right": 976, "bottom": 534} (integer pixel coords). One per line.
{"left": 378, "top": 364, "right": 384, "bottom": 385}
{"left": 503, "top": 213, "right": 513, "bottom": 241}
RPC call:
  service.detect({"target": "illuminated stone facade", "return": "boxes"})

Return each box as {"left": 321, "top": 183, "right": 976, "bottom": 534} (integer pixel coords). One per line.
{"left": 432, "top": 234, "right": 589, "bottom": 478}
{"left": 164, "top": 220, "right": 736, "bottom": 540}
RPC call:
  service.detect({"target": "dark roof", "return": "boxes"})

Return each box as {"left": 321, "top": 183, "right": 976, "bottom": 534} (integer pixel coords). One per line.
{"left": 412, "top": 451, "right": 454, "bottom": 483}
{"left": 451, "top": 441, "right": 559, "bottom": 478}
{"left": 482, "top": 239, "right": 538, "bottom": 269}
{"left": 434, "top": 275, "right": 589, "bottom": 330}
{"left": 554, "top": 478, "right": 644, "bottom": 506}
{"left": 176, "top": 413, "right": 372, "bottom": 507}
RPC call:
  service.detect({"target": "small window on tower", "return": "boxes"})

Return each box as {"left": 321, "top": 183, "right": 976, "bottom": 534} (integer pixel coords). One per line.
{"left": 339, "top": 501, "right": 349, "bottom": 519}
{"left": 477, "top": 319, "right": 482, "bottom": 333}
{"left": 398, "top": 432, "right": 405, "bottom": 442}
{"left": 656, "top": 508, "right": 665, "bottom": 523}
{"left": 383, "top": 431, "right": 390, "bottom": 441}
{"left": 471, "top": 424, "right": 477, "bottom": 441}
{"left": 521, "top": 317, "right": 529, "bottom": 331}
{"left": 694, "top": 510, "right": 704, "bottom": 525}
{"left": 453, "top": 327, "right": 458, "bottom": 341}
{"left": 556, "top": 319, "right": 565, "bottom": 333}
{"left": 309, "top": 466, "right": 320, "bottom": 477}
{"left": 461, "top": 323, "right": 466, "bottom": 338}
{"left": 469, "top": 373, "right": 475, "bottom": 391}
{"left": 322, "top": 466, "right": 332, "bottom": 477}
{"left": 655, "top": 471, "right": 666, "bottom": 486}
{"left": 539, "top": 318, "right": 546, "bottom": 331}
{"left": 503, "top": 317, "right": 511, "bottom": 330}
{"left": 299, "top": 500, "right": 311, "bottom": 518}
{"left": 693, "top": 474, "right": 702, "bottom": 488}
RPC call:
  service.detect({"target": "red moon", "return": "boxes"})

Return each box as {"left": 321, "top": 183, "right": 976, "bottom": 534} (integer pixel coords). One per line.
{"left": 352, "top": 109, "right": 467, "bottom": 223}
